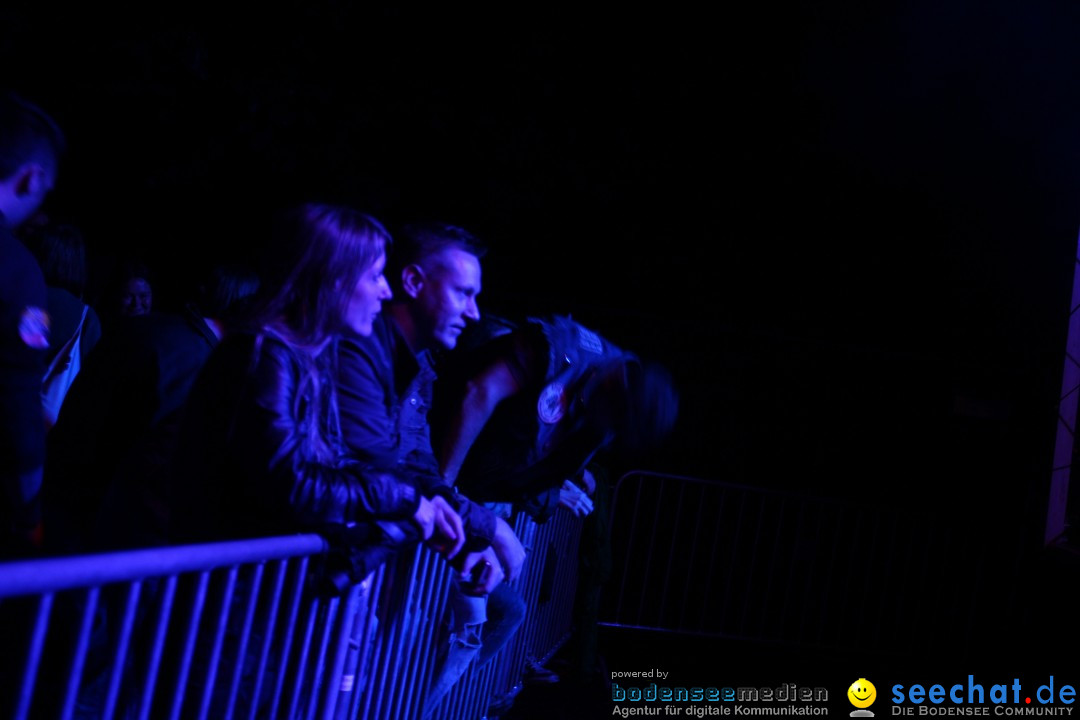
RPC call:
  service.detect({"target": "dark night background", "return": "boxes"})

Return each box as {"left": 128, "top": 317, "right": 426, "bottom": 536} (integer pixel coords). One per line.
{"left": 5, "top": 1, "right": 1080, "bottom": 674}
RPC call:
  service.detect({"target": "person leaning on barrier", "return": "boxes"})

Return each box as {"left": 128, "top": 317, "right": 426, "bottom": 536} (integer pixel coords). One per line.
{"left": 435, "top": 313, "right": 680, "bottom": 521}
{"left": 333, "top": 222, "right": 528, "bottom": 713}
{"left": 336, "top": 222, "right": 526, "bottom": 587}
{"left": 431, "top": 314, "right": 678, "bottom": 695}
{"left": 170, "top": 205, "right": 463, "bottom": 579}
{"left": 0, "top": 91, "right": 65, "bottom": 558}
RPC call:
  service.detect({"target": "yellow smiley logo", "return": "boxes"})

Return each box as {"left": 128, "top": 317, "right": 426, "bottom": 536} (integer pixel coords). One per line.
{"left": 848, "top": 678, "right": 877, "bottom": 709}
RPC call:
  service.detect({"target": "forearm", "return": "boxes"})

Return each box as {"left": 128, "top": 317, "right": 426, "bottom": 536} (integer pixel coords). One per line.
{"left": 446, "top": 493, "right": 497, "bottom": 551}
{"left": 439, "top": 378, "right": 503, "bottom": 484}
{"left": 282, "top": 459, "right": 421, "bottom": 526}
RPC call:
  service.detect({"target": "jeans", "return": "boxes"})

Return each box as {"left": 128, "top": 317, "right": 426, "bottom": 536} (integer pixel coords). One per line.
{"left": 423, "top": 580, "right": 526, "bottom": 715}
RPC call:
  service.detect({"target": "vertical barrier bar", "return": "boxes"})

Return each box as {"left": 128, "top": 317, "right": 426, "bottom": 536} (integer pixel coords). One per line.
{"left": 13, "top": 592, "right": 53, "bottom": 720}
{"left": 268, "top": 556, "right": 310, "bottom": 720}
{"left": 139, "top": 575, "right": 178, "bottom": 720}
{"left": 355, "top": 563, "right": 392, "bottom": 720}
{"left": 320, "top": 583, "right": 361, "bottom": 720}
{"left": 559, "top": 513, "right": 580, "bottom": 644}
{"left": 613, "top": 475, "right": 644, "bottom": 622}
{"left": 387, "top": 552, "right": 427, "bottom": 720}
{"left": 697, "top": 488, "right": 727, "bottom": 632}
{"left": 678, "top": 483, "right": 708, "bottom": 630}
{"left": 416, "top": 561, "right": 454, "bottom": 720}
{"left": 408, "top": 557, "right": 443, "bottom": 716}
{"left": 103, "top": 580, "right": 142, "bottom": 720}
{"left": 539, "top": 517, "right": 554, "bottom": 653}
{"left": 223, "top": 562, "right": 265, "bottom": 720}
{"left": 541, "top": 517, "right": 557, "bottom": 651}
{"left": 635, "top": 477, "right": 665, "bottom": 624}
{"left": 760, "top": 497, "right": 787, "bottom": 639}
{"left": 167, "top": 570, "right": 211, "bottom": 720}
{"left": 656, "top": 481, "right": 686, "bottom": 623}
{"left": 347, "top": 565, "right": 384, "bottom": 720}
{"left": 248, "top": 559, "right": 289, "bottom": 720}
{"left": 303, "top": 595, "right": 340, "bottom": 720}
{"left": 507, "top": 517, "right": 534, "bottom": 684}
{"left": 515, "top": 526, "right": 539, "bottom": 678}
{"left": 737, "top": 493, "right": 765, "bottom": 635}
{"left": 365, "top": 562, "right": 399, "bottom": 720}
{"left": 524, "top": 517, "right": 547, "bottom": 665}
{"left": 195, "top": 566, "right": 239, "bottom": 720}
{"left": 380, "top": 548, "right": 425, "bottom": 716}
{"left": 540, "top": 517, "right": 557, "bottom": 654}
{"left": 543, "top": 515, "right": 559, "bottom": 649}
{"left": 346, "top": 567, "right": 386, "bottom": 720}
{"left": 60, "top": 585, "right": 101, "bottom": 720}
{"left": 390, "top": 549, "right": 436, "bottom": 719}
{"left": 400, "top": 549, "right": 445, "bottom": 720}
{"left": 334, "top": 576, "right": 374, "bottom": 720}
{"left": 284, "top": 595, "right": 322, "bottom": 720}
{"left": 528, "top": 516, "right": 548, "bottom": 657}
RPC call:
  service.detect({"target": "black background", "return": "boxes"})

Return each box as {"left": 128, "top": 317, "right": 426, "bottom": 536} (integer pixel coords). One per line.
{"left": 5, "top": 3, "right": 1080, "bottom": 536}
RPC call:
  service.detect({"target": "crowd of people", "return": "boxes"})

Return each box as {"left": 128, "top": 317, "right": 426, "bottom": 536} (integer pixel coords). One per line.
{"left": 0, "top": 90, "right": 679, "bottom": 713}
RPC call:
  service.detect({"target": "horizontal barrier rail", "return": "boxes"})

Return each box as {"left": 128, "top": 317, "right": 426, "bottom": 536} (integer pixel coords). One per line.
{"left": 0, "top": 535, "right": 329, "bottom": 598}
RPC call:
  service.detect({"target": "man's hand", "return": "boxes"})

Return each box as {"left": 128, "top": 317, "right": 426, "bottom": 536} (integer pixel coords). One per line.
{"left": 458, "top": 546, "right": 504, "bottom": 596}
{"left": 490, "top": 516, "right": 526, "bottom": 582}
{"left": 558, "top": 479, "right": 594, "bottom": 518}
{"left": 426, "top": 495, "right": 466, "bottom": 559}
{"left": 411, "top": 496, "right": 436, "bottom": 540}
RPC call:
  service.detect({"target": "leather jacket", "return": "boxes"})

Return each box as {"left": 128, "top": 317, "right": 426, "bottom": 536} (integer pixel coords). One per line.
{"left": 171, "top": 329, "right": 421, "bottom": 545}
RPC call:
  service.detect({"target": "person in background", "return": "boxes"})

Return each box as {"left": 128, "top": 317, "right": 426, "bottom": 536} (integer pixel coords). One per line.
{"left": 107, "top": 258, "right": 154, "bottom": 320}
{"left": 43, "top": 264, "right": 259, "bottom": 552}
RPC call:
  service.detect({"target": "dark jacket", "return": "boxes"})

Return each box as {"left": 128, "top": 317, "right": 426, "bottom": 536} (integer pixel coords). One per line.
{"left": 170, "top": 329, "right": 421, "bottom": 553}
{"left": 0, "top": 213, "right": 47, "bottom": 554}
{"left": 43, "top": 286, "right": 101, "bottom": 366}
{"left": 437, "top": 315, "right": 632, "bottom": 521}
{"left": 337, "top": 313, "right": 496, "bottom": 552}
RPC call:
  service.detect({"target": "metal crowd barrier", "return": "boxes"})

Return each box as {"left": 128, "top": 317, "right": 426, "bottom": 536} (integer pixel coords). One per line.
{"left": 600, "top": 471, "right": 1011, "bottom": 657}
{"left": 0, "top": 509, "right": 584, "bottom": 720}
